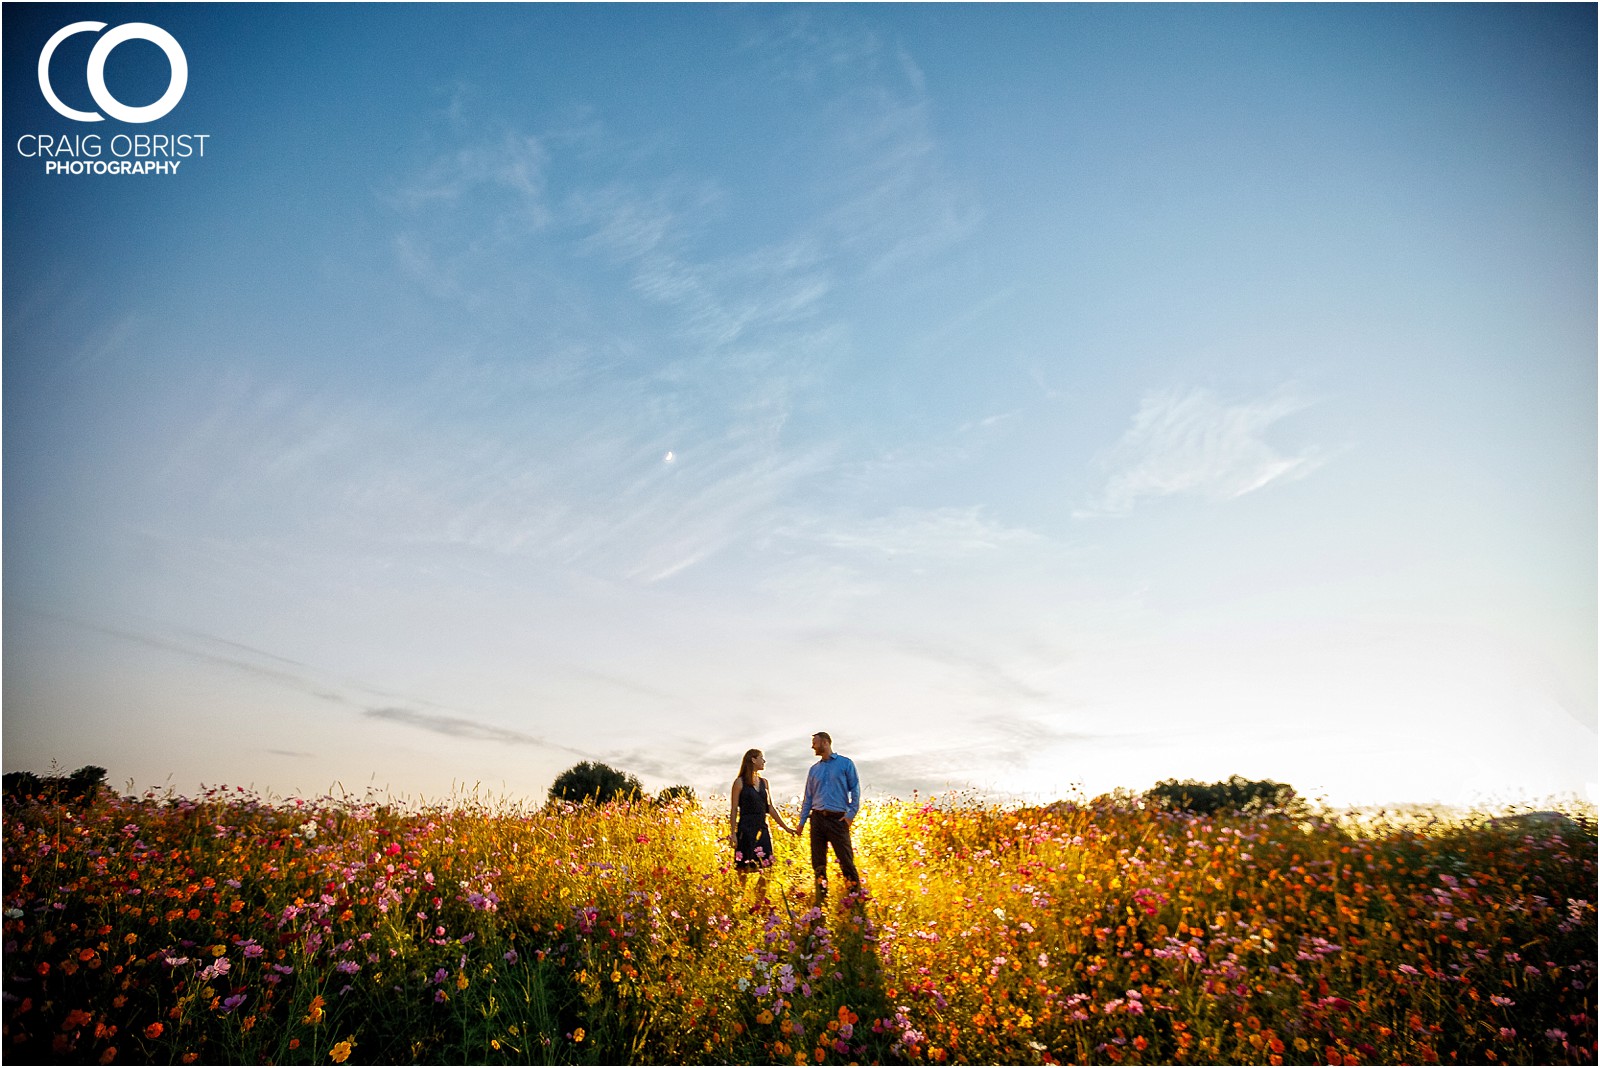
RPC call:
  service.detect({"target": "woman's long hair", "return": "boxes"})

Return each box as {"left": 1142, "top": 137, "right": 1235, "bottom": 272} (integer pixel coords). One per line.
{"left": 738, "top": 749, "right": 762, "bottom": 789}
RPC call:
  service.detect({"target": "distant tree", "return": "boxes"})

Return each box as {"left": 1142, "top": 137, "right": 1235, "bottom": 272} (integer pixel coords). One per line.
{"left": 1, "top": 771, "right": 42, "bottom": 802}
{"left": 1144, "top": 775, "right": 1301, "bottom": 816}
{"left": 548, "top": 761, "right": 644, "bottom": 806}
{"left": 656, "top": 784, "right": 696, "bottom": 805}
{"left": 3, "top": 765, "right": 108, "bottom": 805}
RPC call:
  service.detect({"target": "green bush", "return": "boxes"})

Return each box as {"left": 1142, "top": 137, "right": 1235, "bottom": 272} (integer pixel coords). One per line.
{"left": 547, "top": 760, "right": 644, "bottom": 805}
{"left": 1144, "top": 774, "right": 1301, "bottom": 815}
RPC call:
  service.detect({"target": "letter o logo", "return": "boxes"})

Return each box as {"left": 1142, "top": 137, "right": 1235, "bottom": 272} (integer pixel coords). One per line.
{"left": 39, "top": 22, "right": 187, "bottom": 124}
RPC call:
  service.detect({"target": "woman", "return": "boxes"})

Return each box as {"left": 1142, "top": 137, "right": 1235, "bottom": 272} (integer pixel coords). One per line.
{"left": 728, "top": 749, "right": 795, "bottom": 904}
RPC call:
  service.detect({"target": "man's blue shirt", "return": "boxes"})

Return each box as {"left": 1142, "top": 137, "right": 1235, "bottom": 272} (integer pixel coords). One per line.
{"left": 798, "top": 754, "right": 859, "bottom": 828}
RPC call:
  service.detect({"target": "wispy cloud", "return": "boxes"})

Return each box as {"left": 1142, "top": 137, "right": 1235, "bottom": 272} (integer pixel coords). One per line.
{"left": 854, "top": 714, "right": 1114, "bottom": 799}
{"left": 1077, "top": 387, "right": 1324, "bottom": 518}
{"left": 741, "top": 11, "right": 981, "bottom": 276}
{"left": 174, "top": 25, "right": 986, "bottom": 600}
{"left": 363, "top": 707, "right": 569, "bottom": 749}
{"left": 795, "top": 505, "right": 1040, "bottom": 559}
{"left": 26, "top": 610, "right": 359, "bottom": 707}
{"left": 390, "top": 130, "right": 549, "bottom": 223}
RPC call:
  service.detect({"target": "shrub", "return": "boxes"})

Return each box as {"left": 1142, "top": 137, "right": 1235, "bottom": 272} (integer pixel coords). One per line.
{"left": 2, "top": 764, "right": 107, "bottom": 805}
{"left": 1144, "top": 773, "right": 1301, "bottom": 815}
{"left": 547, "top": 760, "right": 644, "bottom": 805}
{"left": 656, "top": 784, "right": 696, "bottom": 804}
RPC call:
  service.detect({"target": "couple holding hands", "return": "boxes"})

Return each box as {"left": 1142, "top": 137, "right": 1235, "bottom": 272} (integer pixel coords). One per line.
{"left": 728, "top": 731, "right": 860, "bottom": 904}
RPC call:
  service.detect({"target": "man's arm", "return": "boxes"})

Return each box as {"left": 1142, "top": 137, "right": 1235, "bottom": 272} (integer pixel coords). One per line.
{"left": 844, "top": 758, "right": 861, "bottom": 822}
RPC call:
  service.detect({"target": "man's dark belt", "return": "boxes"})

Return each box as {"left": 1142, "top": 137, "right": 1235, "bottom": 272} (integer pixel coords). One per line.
{"left": 813, "top": 809, "right": 846, "bottom": 817}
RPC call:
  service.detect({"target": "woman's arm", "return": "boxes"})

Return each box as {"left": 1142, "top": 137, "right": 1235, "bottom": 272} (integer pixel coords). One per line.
{"left": 765, "top": 778, "right": 796, "bottom": 834}
{"left": 728, "top": 780, "right": 741, "bottom": 846}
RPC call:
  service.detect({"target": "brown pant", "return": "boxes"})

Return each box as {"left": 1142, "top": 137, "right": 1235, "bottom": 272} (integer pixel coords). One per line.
{"left": 808, "top": 811, "right": 859, "bottom": 897}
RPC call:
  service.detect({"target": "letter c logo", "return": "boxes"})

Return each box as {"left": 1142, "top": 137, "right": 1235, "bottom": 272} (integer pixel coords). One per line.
{"left": 39, "top": 22, "right": 187, "bottom": 124}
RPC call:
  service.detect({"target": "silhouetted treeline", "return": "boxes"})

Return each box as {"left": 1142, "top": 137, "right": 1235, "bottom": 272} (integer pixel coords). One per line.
{"left": 3, "top": 765, "right": 108, "bottom": 805}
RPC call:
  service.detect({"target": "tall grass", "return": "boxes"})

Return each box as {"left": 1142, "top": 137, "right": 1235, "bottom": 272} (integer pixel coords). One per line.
{"left": 3, "top": 785, "right": 1593, "bottom": 1064}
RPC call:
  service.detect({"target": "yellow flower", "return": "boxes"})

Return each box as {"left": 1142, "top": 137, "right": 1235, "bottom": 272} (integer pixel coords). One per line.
{"left": 572, "top": 1028, "right": 585, "bottom": 1043}
{"left": 610, "top": 970, "right": 622, "bottom": 983}
{"left": 455, "top": 971, "right": 469, "bottom": 991}
{"left": 329, "top": 1038, "right": 355, "bottom": 1063}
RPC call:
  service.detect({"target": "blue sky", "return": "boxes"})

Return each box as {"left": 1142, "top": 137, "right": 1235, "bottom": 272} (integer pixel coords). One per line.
{"left": 4, "top": 3, "right": 1595, "bottom": 808}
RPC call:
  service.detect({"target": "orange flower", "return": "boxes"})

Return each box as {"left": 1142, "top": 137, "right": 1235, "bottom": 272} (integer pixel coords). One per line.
{"left": 144, "top": 1023, "right": 164, "bottom": 1040}
{"left": 78, "top": 948, "right": 96, "bottom": 961}
{"left": 181, "top": 1055, "right": 199, "bottom": 1065}
{"left": 98, "top": 1047, "right": 118, "bottom": 1065}
{"left": 329, "top": 1038, "right": 355, "bottom": 1063}
{"left": 63, "top": 1008, "right": 93, "bottom": 1030}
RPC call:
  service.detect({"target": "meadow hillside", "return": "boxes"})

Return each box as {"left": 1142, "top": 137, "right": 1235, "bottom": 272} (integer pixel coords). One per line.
{"left": 2, "top": 786, "right": 1594, "bottom": 1065}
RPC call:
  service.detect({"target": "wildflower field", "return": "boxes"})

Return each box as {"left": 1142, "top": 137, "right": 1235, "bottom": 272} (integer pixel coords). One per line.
{"left": 3, "top": 786, "right": 1594, "bottom": 1065}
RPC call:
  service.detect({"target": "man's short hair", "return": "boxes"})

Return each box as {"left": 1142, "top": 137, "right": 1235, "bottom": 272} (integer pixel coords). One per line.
{"left": 813, "top": 731, "right": 831, "bottom": 745}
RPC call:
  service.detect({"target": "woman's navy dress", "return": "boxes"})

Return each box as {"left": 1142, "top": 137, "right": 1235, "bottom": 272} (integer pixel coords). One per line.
{"left": 735, "top": 778, "right": 774, "bottom": 871}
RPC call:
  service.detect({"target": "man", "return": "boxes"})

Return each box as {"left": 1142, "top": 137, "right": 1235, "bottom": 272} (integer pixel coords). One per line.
{"left": 795, "top": 731, "right": 861, "bottom": 903}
